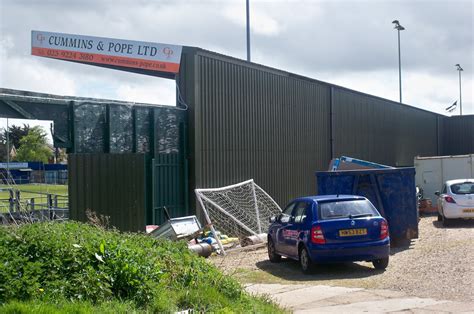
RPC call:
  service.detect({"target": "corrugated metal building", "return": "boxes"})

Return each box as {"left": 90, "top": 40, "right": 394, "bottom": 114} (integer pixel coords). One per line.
{"left": 180, "top": 48, "right": 331, "bottom": 205}
{"left": 441, "top": 115, "right": 474, "bottom": 156}
{"left": 332, "top": 88, "right": 441, "bottom": 166}
{"left": 1, "top": 47, "right": 472, "bottom": 230}
{"left": 179, "top": 48, "right": 457, "bottom": 206}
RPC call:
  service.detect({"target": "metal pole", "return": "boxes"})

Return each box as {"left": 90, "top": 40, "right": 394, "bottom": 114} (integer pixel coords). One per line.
{"left": 6, "top": 118, "right": 9, "bottom": 184}
{"left": 459, "top": 69, "right": 462, "bottom": 115}
{"left": 250, "top": 180, "right": 262, "bottom": 234}
{"left": 246, "top": 0, "right": 251, "bottom": 62}
{"left": 398, "top": 29, "right": 402, "bottom": 103}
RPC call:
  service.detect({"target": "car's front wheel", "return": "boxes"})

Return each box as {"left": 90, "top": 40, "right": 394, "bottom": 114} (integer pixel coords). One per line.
{"left": 372, "top": 257, "right": 389, "bottom": 270}
{"left": 267, "top": 237, "right": 281, "bottom": 263}
{"left": 299, "top": 246, "right": 313, "bottom": 274}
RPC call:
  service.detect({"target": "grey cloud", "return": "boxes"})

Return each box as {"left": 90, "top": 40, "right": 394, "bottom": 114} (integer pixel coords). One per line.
{"left": 0, "top": 0, "right": 472, "bottom": 114}
{"left": 252, "top": 0, "right": 472, "bottom": 76}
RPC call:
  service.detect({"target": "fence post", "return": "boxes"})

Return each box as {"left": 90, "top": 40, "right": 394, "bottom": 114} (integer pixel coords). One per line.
{"left": 47, "top": 194, "right": 53, "bottom": 209}
{"left": 15, "top": 190, "right": 21, "bottom": 211}
{"left": 47, "top": 194, "right": 53, "bottom": 220}
{"left": 30, "top": 198, "right": 35, "bottom": 211}
{"left": 9, "top": 189, "right": 14, "bottom": 212}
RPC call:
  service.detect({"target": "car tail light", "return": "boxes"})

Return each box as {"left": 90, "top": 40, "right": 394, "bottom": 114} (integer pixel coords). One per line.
{"left": 380, "top": 220, "right": 389, "bottom": 240}
{"left": 445, "top": 196, "right": 456, "bottom": 204}
{"left": 311, "top": 226, "right": 326, "bottom": 244}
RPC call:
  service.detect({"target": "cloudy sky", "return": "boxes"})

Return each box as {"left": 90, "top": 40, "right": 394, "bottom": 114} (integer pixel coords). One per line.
{"left": 0, "top": 0, "right": 473, "bottom": 133}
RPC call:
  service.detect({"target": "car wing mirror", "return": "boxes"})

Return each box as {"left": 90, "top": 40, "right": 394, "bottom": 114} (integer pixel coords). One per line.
{"left": 434, "top": 191, "right": 440, "bottom": 196}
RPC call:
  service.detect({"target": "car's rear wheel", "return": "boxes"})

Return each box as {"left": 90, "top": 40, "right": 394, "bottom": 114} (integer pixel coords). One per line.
{"left": 267, "top": 238, "right": 281, "bottom": 263}
{"left": 372, "top": 257, "right": 389, "bottom": 270}
{"left": 299, "top": 246, "right": 312, "bottom": 274}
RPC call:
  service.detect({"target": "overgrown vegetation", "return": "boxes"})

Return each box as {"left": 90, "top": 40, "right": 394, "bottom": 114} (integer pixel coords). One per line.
{"left": 0, "top": 222, "right": 282, "bottom": 313}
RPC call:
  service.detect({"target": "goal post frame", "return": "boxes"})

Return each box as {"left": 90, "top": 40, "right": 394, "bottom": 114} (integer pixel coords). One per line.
{"left": 195, "top": 179, "right": 282, "bottom": 255}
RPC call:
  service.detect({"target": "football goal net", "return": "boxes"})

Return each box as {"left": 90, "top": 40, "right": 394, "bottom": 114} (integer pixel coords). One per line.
{"left": 195, "top": 179, "right": 281, "bottom": 254}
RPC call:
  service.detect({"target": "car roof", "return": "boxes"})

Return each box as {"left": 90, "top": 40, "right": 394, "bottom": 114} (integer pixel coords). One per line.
{"left": 445, "top": 179, "right": 474, "bottom": 185}
{"left": 294, "top": 195, "right": 366, "bottom": 203}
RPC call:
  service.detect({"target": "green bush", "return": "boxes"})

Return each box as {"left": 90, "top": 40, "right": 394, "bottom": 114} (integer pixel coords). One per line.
{"left": 0, "top": 222, "right": 282, "bottom": 313}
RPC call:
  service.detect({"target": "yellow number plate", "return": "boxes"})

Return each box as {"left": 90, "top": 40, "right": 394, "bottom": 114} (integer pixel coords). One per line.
{"left": 339, "top": 228, "right": 368, "bottom": 237}
{"left": 462, "top": 209, "right": 474, "bottom": 213}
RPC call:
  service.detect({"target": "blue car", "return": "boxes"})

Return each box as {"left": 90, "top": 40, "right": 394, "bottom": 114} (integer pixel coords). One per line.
{"left": 267, "top": 195, "right": 390, "bottom": 273}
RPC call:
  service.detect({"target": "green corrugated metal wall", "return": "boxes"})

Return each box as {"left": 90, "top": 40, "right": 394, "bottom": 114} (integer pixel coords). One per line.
{"left": 69, "top": 99, "right": 189, "bottom": 229}
{"left": 332, "top": 88, "right": 440, "bottom": 166}
{"left": 442, "top": 115, "right": 474, "bottom": 155}
{"left": 69, "top": 153, "right": 146, "bottom": 232}
{"left": 183, "top": 49, "right": 331, "bottom": 207}
{"left": 180, "top": 48, "right": 445, "bottom": 209}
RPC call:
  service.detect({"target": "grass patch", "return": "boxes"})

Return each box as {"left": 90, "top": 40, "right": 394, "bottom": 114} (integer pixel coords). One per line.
{"left": 232, "top": 268, "right": 285, "bottom": 284}
{"left": 0, "top": 184, "right": 68, "bottom": 196}
{"left": 0, "top": 299, "right": 137, "bottom": 314}
{"left": 0, "top": 221, "right": 283, "bottom": 313}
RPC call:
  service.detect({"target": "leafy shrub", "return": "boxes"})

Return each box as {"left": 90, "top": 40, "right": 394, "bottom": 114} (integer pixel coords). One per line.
{"left": 0, "top": 222, "right": 282, "bottom": 313}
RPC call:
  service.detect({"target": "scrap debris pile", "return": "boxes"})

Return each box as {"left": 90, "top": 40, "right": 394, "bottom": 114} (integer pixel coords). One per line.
{"left": 147, "top": 215, "right": 266, "bottom": 257}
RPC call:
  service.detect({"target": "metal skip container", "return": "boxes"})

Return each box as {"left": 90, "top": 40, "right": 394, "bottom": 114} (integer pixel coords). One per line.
{"left": 316, "top": 168, "right": 418, "bottom": 245}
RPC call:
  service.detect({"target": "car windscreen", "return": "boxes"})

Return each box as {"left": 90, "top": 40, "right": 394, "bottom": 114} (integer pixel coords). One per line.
{"left": 318, "top": 199, "right": 379, "bottom": 220}
{"left": 450, "top": 182, "right": 474, "bottom": 195}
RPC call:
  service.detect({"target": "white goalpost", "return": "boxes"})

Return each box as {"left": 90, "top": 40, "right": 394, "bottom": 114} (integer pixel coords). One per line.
{"left": 195, "top": 179, "right": 282, "bottom": 255}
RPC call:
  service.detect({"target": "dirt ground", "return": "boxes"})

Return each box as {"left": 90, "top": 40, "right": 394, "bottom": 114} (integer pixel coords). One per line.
{"left": 210, "top": 216, "right": 474, "bottom": 302}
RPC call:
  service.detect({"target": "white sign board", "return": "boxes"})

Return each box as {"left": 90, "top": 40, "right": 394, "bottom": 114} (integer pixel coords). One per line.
{"left": 31, "top": 30, "right": 182, "bottom": 74}
{"left": 0, "top": 162, "right": 29, "bottom": 169}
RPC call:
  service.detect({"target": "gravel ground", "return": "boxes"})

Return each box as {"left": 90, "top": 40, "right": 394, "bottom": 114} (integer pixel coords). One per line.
{"left": 210, "top": 216, "right": 474, "bottom": 302}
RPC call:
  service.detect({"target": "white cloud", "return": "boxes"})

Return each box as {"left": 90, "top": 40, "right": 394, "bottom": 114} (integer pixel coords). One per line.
{"left": 0, "top": 36, "right": 76, "bottom": 95}
{"left": 312, "top": 69, "right": 473, "bottom": 115}
{"left": 0, "top": 0, "right": 472, "bottom": 117}
{"left": 115, "top": 79, "right": 176, "bottom": 106}
{"left": 223, "top": 2, "right": 282, "bottom": 36}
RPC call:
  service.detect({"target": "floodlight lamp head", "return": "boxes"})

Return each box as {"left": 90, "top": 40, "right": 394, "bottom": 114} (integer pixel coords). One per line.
{"left": 392, "top": 20, "right": 405, "bottom": 30}
{"left": 455, "top": 64, "right": 463, "bottom": 71}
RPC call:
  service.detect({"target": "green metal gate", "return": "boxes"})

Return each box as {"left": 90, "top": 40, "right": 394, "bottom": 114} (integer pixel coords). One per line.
{"left": 150, "top": 108, "right": 189, "bottom": 225}
{"left": 152, "top": 153, "right": 188, "bottom": 224}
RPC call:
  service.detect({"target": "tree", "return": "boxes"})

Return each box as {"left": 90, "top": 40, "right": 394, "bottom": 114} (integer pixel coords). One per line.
{"left": 0, "top": 128, "right": 7, "bottom": 162}
{"left": 0, "top": 124, "right": 33, "bottom": 162}
{"left": 6, "top": 124, "right": 31, "bottom": 149}
{"left": 14, "top": 126, "right": 52, "bottom": 163}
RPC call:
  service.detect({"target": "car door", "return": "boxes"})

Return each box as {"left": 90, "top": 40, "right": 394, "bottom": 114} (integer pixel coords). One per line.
{"left": 275, "top": 202, "right": 296, "bottom": 255}
{"left": 285, "top": 201, "right": 311, "bottom": 258}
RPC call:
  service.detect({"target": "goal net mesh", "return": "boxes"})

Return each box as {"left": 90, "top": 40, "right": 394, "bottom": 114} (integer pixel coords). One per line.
{"left": 195, "top": 179, "right": 281, "bottom": 241}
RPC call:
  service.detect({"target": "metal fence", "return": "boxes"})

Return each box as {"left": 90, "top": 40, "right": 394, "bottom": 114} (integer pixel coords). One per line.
{"left": 0, "top": 188, "right": 69, "bottom": 225}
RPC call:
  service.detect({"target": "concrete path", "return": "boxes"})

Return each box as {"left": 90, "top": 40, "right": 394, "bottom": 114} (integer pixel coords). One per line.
{"left": 245, "top": 284, "right": 474, "bottom": 313}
